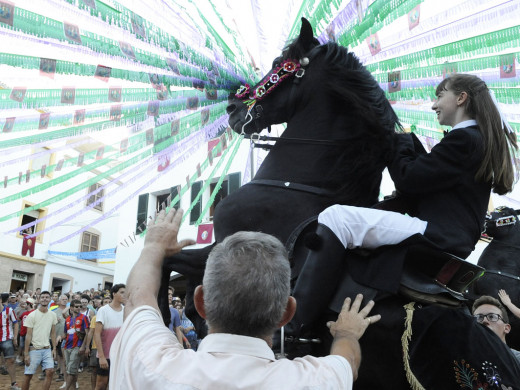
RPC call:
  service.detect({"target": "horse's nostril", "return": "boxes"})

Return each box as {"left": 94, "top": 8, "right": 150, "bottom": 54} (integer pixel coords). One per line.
{"left": 226, "top": 104, "right": 236, "bottom": 115}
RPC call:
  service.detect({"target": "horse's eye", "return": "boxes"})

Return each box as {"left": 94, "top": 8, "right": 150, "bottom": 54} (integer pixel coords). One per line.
{"left": 272, "top": 56, "right": 282, "bottom": 68}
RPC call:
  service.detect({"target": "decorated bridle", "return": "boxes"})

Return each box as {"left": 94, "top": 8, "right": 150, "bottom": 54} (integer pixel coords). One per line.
{"left": 234, "top": 58, "right": 307, "bottom": 133}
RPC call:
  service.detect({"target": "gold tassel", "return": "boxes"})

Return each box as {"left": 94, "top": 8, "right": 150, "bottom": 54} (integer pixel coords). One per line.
{"left": 401, "top": 302, "right": 426, "bottom": 390}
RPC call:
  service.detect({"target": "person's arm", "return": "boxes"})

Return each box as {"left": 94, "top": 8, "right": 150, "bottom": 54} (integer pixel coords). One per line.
{"left": 175, "top": 326, "right": 184, "bottom": 346}
{"left": 94, "top": 321, "right": 108, "bottom": 369}
{"left": 327, "top": 294, "right": 381, "bottom": 381}
{"left": 125, "top": 208, "right": 195, "bottom": 320}
{"left": 498, "top": 289, "right": 520, "bottom": 319}
{"left": 84, "top": 326, "right": 95, "bottom": 357}
{"left": 24, "top": 327, "right": 33, "bottom": 366}
{"left": 12, "top": 320, "right": 19, "bottom": 348}
{"left": 50, "top": 324, "right": 56, "bottom": 359}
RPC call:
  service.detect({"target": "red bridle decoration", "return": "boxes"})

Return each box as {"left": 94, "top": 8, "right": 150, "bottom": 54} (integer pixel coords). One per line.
{"left": 235, "top": 59, "right": 301, "bottom": 109}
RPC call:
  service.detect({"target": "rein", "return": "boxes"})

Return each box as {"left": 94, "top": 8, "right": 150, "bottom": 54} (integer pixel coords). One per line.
{"left": 248, "top": 179, "right": 334, "bottom": 196}
{"left": 245, "top": 133, "right": 357, "bottom": 150}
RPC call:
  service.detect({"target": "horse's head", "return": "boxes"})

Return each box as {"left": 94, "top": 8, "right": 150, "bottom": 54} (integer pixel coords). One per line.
{"left": 483, "top": 206, "right": 519, "bottom": 239}
{"left": 227, "top": 17, "right": 319, "bottom": 135}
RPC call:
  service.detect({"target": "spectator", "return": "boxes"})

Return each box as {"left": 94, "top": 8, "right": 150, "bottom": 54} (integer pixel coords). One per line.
{"left": 80, "top": 295, "right": 95, "bottom": 322}
{"left": 14, "top": 299, "right": 27, "bottom": 328}
{"left": 92, "top": 296, "right": 103, "bottom": 313}
{"left": 167, "top": 288, "right": 184, "bottom": 346}
{"left": 180, "top": 298, "right": 198, "bottom": 351}
{"left": 93, "top": 283, "right": 125, "bottom": 390}
{"left": 50, "top": 292, "right": 59, "bottom": 307}
{"left": 59, "top": 299, "right": 89, "bottom": 390}
{"left": 15, "top": 298, "right": 35, "bottom": 366}
{"left": 22, "top": 291, "right": 57, "bottom": 390}
{"left": 1, "top": 292, "right": 20, "bottom": 390}
{"left": 54, "top": 294, "right": 69, "bottom": 383}
{"left": 101, "top": 297, "right": 111, "bottom": 307}
{"left": 472, "top": 295, "right": 520, "bottom": 364}
{"left": 84, "top": 315, "right": 98, "bottom": 390}
{"left": 498, "top": 289, "right": 520, "bottom": 320}
{"left": 111, "top": 209, "right": 379, "bottom": 389}
{"left": 7, "top": 294, "right": 18, "bottom": 311}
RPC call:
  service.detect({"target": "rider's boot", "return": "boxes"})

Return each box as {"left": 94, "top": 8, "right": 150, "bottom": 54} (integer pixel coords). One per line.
{"left": 286, "top": 223, "right": 346, "bottom": 337}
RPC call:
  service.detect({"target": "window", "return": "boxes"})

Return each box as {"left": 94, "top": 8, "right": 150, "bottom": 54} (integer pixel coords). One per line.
{"left": 136, "top": 193, "right": 149, "bottom": 234}
{"left": 81, "top": 231, "right": 99, "bottom": 261}
{"left": 30, "top": 147, "right": 55, "bottom": 178}
{"left": 17, "top": 201, "right": 48, "bottom": 243}
{"left": 209, "top": 172, "right": 241, "bottom": 220}
{"left": 190, "top": 181, "right": 202, "bottom": 224}
{"left": 170, "top": 185, "right": 180, "bottom": 209}
{"left": 86, "top": 183, "right": 104, "bottom": 211}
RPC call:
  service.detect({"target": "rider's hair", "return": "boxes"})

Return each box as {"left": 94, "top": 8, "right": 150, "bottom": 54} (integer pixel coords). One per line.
{"left": 435, "top": 74, "right": 518, "bottom": 195}
{"left": 472, "top": 295, "right": 510, "bottom": 324}
{"left": 203, "top": 231, "right": 290, "bottom": 338}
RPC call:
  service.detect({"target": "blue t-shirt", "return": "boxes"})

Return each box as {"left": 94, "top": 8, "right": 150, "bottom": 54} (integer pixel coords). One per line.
{"left": 168, "top": 307, "right": 181, "bottom": 332}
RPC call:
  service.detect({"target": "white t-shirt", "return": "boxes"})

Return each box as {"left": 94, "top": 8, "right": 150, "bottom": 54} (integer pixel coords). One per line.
{"left": 24, "top": 309, "right": 57, "bottom": 349}
{"left": 96, "top": 304, "right": 124, "bottom": 359}
{"left": 110, "top": 305, "right": 353, "bottom": 390}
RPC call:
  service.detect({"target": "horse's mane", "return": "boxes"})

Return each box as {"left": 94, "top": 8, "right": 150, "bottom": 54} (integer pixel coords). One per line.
{"left": 282, "top": 38, "right": 403, "bottom": 205}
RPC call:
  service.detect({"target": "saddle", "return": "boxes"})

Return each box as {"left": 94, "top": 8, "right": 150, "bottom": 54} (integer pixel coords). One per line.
{"left": 286, "top": 218, "right": 485, "bottom": 311}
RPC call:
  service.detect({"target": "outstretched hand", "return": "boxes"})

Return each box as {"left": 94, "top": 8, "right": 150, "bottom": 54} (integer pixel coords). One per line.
{"left": 498, "top": 289, "right": 512, "bottom": 306}
{"left": 144, "top": 208, "right": 196, "bottom": 257}
{"left": 327, "top": 294, "right": 381, "bottom": 340}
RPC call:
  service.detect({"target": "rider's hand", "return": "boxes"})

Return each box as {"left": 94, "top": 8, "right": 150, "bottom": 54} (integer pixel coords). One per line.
{"left": 327, "top": 294, "right": 381, "bottom": 340}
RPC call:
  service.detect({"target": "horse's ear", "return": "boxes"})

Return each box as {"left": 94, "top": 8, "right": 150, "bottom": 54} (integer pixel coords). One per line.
{"left": 299, "top": 17, "right": 319, "bottom": 51}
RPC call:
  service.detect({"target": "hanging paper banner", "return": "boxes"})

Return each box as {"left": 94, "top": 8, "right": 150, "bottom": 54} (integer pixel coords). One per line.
{"left": 120, "top": 138, "right": 128, "bottom": 153}
{"left": 500, "top": 54, "right": 516, "bottom": 78}
{"left": 40, "top": 58, "right": 56, "bottom": 79}
{"left": 10, "top": 87, "right": 26, "bottom": 102}
{"left": 22, "top": 235, "right": 36, "bottom": 257}
{"left": 196, "top": 163, "right": 201, "bottom": 177}
{"left": 110, "top": 104, "right": 122, "bottom": 121}
{"left": 3, "top": 176, "right": 6, "bottom": 188}
{"left": 326, "top": 23, "right": 336, "bottom": 42}
{"left": 186, "top": 175, "right": 191, "bottom": 188}
{"left": 145, "top": 129, "right": 154, "bottom": 145}
{"left": 166, "top": 58, "right": 180, "bottom": 75}
{"left": 77, "top": 153, "right": 85, "bottom": 166}
{"left": 61, "top": 87, "right": 76, "bottom": 104}
{"left": 119, "top": 41, "right": 136, "bottom": 59}
{"left": 408, "top": 5, "right": 420, "bottom": 30}
{"left": 47, "top": 248, "right": 116, "bottom": 260}
{"left": 25, "top": 169, "right": 30, "bottom": 183}
{"left": 187, "top": 97, "right": 199, "bottom": 110}
{"left": 82, "top": 0, "right": 96, "bottom": 9}
{"left": 208, "top": 150, "right": 213, "bottom": 165}
{"left": 39, "top": 113, "right": 50, "bottom": 130}
{"left": 201, "top": 108, "right": 210, "bottom": 126}
{"left": 157, "top": 155, "right": 170, "bottom": 172}
{"left": 148, "top": 73, "right": 161, "bottom": 89}
{"left": 388, "top": 71, "right": 401, "bottom": 93}
{"left": 96, "top": 147, "right": 105, "bottom": 160}
{"left": 64, "top": 22, "right": 82, "bottom": 44}
{"left": 196, "top": 223, "right": 214, "bottom": 244}
{"left": 157, "top": 85, "right": 168, "bottom": 100}
{"left": 131, "top": 14, "right": 146, "bottom": 39}
{"left": 3, "top": 117, "right": 15, "bottom": 132}
{"left": 205, "top": 86, "right": 217, "bottom": 100}
{"left": 442, "top": 62, "right": 457, "bottom": 79}
{"left": 0, "top": 0, "right": 14, "bottom": 26}
{"left": 73, "top": 109, "right": 86, "bottom": 125}
{"left": 171, "top": 119, "right": 180, "bottom": 136}
{"left": 95, "top": 65, "right": 111, "bottom": 82}
{"left": 193, "top": 80, "right": 205, "bottom": 91}
{"left": 56, "top": 159, "right": 64, "bottom": 171}
{"left": 40, "top": 165, "right": 47, "bottom": 178}
{"left": 147, "top": 101, "right": 160, "bottom": 116}
{"left": 366, "top": 33, "right": 381, "bottom": 56}
{"left": 108, "top": 86, "right": 122, "bottom": 102}
{"left": 208, "top": 138, "right": 222, "bottom": 157}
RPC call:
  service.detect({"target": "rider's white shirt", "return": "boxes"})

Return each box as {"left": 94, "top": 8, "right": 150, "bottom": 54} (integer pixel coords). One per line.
{"left": 110, "top": 305, "right": 353, "bottom": 390}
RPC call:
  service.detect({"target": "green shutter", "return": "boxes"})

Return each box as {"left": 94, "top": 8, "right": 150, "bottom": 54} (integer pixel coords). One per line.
{"left": 136, "top": 193, "right": 149, "bottom": 234}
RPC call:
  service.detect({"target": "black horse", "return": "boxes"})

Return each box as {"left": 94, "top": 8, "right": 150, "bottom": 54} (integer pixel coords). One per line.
{"left": 160, "top": 18, "right": 520, "bottom": 389}
{"left": 473, "top": 206, "right": 520, "bottom": 350}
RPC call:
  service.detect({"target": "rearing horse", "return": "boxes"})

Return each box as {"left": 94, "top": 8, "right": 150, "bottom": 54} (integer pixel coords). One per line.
{"left": 160, "top": 17, "right": 397, "bottom": 335}
{"left": 160, "top": 19, "right": 520, "bottom": 389}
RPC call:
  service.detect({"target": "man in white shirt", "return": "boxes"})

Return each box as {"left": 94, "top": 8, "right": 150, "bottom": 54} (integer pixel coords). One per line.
{"left": 111, "top": 208, "right": 380, "bottom": 389}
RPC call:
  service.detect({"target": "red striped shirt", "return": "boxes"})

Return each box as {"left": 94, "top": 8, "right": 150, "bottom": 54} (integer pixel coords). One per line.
{"left": 1, "top": 306, "right": 18, "bottom": 341}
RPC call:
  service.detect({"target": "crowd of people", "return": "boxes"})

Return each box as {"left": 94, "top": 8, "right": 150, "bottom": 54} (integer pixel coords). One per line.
{"left": 0, "top": 284, "right": 198, "bottom": 390}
